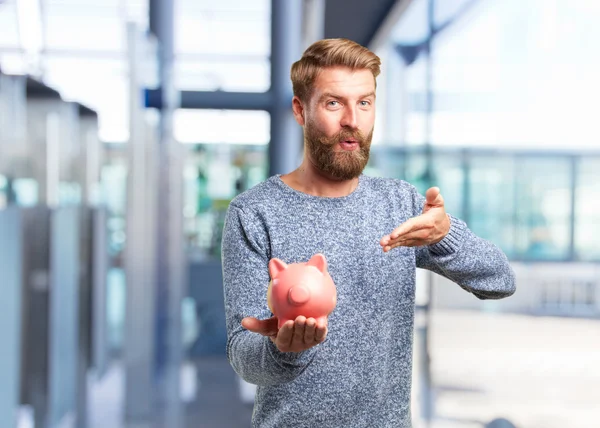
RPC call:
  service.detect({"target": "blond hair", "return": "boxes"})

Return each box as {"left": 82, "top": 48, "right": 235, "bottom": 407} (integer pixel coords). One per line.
{"left": 290, "top": 38, "right": 381, "bottom": 103}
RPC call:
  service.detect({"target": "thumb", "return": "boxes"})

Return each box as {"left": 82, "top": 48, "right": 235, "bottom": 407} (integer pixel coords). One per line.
{"left": 425, "top": 187, "right": 444, "bottom": 207}
{"left": 242, "top": 316, "right": 279, "bottom": 337}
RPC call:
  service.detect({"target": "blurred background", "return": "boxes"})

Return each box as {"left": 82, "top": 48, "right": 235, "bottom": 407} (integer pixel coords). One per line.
{"left": 0, "top": 0, "right": 599, "bottom": 427}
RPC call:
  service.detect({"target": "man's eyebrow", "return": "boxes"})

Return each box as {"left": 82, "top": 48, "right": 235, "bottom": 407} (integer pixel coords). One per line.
{"left": 318, "top": 91, "right": 376, "bottom": 101}
{"left": 359, "top": 91, "right": 376, "bottom": 99}
{"left": 318, "top": 92, "right": 343, "bottom": 101}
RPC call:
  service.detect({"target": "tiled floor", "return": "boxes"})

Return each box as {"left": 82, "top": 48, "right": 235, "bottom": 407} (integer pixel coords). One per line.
{"left": 187, "top": 356, "right": 253, "bottom": 428}
{"left": 87, "top": 358, "right": 252, "bottom": 428}
{"left": 426, "top": 310, "right": 600, "bottom": 428}
{"left": 88, "top": 310, "right": 600, "bottom": 428}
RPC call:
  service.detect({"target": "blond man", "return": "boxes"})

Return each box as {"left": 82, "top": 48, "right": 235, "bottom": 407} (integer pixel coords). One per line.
{"left": 221, "top": 38, "right": 515, "bottom": 428}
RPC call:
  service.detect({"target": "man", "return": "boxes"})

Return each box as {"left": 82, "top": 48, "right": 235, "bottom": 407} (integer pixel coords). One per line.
{"left": 221, "top": 38, "right": 516, "bottom": 428}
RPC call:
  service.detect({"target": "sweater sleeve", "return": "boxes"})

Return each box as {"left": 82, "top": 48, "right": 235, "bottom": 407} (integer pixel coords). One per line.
{"left": 221, "top": 203, "right": 318, "bottom": 386}
{"left": 411, "top": 187, "right": 517, "bottom": 300}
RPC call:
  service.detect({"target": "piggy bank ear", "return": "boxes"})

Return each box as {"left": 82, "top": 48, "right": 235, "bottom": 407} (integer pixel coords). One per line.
{"left": 268, "top": 258, "right": 288, "bottom": 279}
{"left": 306, "top": 253, "right": 327, "bottom": 274}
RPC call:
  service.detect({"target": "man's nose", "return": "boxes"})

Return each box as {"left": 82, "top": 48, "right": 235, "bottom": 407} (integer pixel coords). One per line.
{"left": 340, "top": 107, "right": 358, "bottom": 129}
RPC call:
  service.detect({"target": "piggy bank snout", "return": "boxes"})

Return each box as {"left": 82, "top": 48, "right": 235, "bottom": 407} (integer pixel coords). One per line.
{"left": 288, "top": 285, "right": 310, "bottom": 306}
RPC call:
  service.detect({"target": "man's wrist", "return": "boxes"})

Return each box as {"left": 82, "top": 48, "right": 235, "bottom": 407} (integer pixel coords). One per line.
{"left": 427, "top": 214, "right": 466, "bottom": 256}
{"left": 266, "top": 335, "right": 318, "bottom": 366}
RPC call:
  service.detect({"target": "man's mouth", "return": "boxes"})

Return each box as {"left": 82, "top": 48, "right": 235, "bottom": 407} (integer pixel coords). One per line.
{"left": 339, "top": 139, "right": 359, "bottom": 150}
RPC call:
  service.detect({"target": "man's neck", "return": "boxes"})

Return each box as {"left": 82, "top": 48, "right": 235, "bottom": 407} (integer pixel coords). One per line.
{"left": 280, "top": 159, "right": 359, "bottom": 198}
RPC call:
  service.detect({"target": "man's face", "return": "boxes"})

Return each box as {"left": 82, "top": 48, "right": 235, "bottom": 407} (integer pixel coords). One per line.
{"left": 299, "top": 66, "right": 376, "bottom": 181}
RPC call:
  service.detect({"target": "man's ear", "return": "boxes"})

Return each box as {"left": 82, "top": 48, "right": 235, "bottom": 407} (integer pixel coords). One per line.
{"left": 292, "top": 96, "right": 306, "bottom": 126}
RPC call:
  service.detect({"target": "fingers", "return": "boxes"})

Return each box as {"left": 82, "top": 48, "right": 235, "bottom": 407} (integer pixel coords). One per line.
{"left": 379, "top": 186, "right": 449, "bottom": 251}
{"left": 276, "top": 320, "right": 295, "bottom": 349}
{"left": 243, "top": 315, "right": 329, "bottom": 353}
{"left": 304, "top": 317, "right": 327, "bottom": 344}
{"left": 383, "top": 237, "right": 426, "bottom": 251}
{"left": 314, "top": 318, "right": 328, "bottom": 342}
{"left": 380, "top": 214, "right": 445, "bottom": 250}
{"left": 276, "top": 316, "right": 328, "bottom": 352}
{"left": 381, "top": 215, "right": 449, "bottom": 251}
{"left": 379, "top": 216, "right": 429, "bottom": 248}
{"left": 390, "top": 217, "right": 427, "bottom": 240}
{"left": 304, "top": 317, "right": 316, "bottom": 344}
{"left": 241, "top": 316, "right": 279, "bottom": 337}
{"left": 292, "top": 316, "right": 307, "bottom": 344}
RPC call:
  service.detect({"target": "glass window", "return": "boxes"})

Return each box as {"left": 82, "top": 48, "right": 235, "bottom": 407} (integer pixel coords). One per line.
{"left": 183, "top": 143, "right": 267, "bottom": 259}
{"left": 403, "top": 151, "right": 428, "bottom": 192}
{"left": 468, "top": 155, "right": 516, "bottom": 257}
{"left": 434, "top": 0, "right": 477, "bottom": 27}
{"left": 514, "top": 157, "right": 572, "bottom": 260}
{"left": 428, "top": 0, "right": 600, "bottom": 151}
{"left": 174, "top": 109, "right": 270, "bottom": 145}
{"left": 403, "top": 51, "right": 429, "bottom": 147}
{"left": 11, "top": 178, "right": 39, "bottom": 207}
{"left": 0, "top": 52, "right": 27, "bottom": 75}
{"left": 175, "top": 57, "right": 270, "bottom": 92}
{"left": 175, "top": 0, "right": 271, "bottom": 92}
{"left": 575, "top": 158, "right": 600, "bottom": 261}
{"left": 367, "top": 147, "right": 407, "bottom": 180}
{"left": 0, "top": 174, "right": 7, "bottom": 208}
{"left": 0, "top": 2, "right": 20, "bottom": 47}
{"left": 432, "top": 153, "right": 464, "bottom": 219}
{"left": 387, "top": 0, "right": 430, "bottom": 148}
{"left": 42, "top": 56, "right": 129, "bottom": 142}
{"left": 177, "top": 0, "right": 270, "bottom": 55}
{"left": 44, "top": 1, "right": 126, "bottom": 51}
{"left": 391, "top": 0, "right": 429, "bottom": 45}
{"left": 368, "top": 149, "right": 464, "bottom": 219}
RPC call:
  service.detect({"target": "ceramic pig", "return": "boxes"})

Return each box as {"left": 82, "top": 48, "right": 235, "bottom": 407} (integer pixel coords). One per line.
{"left": 266, "top": 253, "right": 337, "bottom": 328}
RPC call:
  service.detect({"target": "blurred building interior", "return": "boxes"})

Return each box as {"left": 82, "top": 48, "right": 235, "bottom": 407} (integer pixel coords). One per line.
{"left": 1, "top": 0, "right": 599, "bottom": 427}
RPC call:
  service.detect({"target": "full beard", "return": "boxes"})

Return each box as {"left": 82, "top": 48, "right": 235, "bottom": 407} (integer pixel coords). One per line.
{"left": 304, "top": 123, "right": 373, "bottom": 181}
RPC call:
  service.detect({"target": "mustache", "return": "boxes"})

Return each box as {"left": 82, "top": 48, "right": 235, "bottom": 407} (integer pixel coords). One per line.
{"left": 321, "top": 129, "right": 368, "bottom": 145}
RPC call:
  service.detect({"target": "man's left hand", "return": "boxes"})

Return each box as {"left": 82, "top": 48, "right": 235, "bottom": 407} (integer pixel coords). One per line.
{"left": 380, "top": 187, "right": 451, "bottom": 252}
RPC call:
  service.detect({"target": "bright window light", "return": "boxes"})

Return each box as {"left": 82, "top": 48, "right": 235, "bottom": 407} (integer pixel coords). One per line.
{"left": 174, "top": 109, "right": 270, "bottom": 145}
{"left": 16, "top": 0, "right": 43, "bottom": 55}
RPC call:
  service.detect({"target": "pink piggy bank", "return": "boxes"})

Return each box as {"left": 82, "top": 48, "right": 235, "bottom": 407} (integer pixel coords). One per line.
{"left": 267, "top": 253, "right": 337, "bottom": 329}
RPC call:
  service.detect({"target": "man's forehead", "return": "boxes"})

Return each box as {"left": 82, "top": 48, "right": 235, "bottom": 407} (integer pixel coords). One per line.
{"left": 314, "top": 67, "right": 374, "bottom": 85}
{"left": 312, "top": 68, "right": 375, "bottom": 97}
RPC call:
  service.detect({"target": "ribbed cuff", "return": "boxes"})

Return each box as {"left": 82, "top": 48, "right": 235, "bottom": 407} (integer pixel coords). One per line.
{"left": 428, "top": 214, "right": 466, "bottom": 256}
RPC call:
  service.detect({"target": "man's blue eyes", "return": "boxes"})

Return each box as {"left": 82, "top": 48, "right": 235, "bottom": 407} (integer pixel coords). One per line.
{"left": 327, "top": 101, "right": 370, "bottom": 106}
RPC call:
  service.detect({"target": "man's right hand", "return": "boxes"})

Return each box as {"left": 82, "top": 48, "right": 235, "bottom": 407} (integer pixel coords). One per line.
{"left": 241, "top": 316, "right": 328, "bottom": 353}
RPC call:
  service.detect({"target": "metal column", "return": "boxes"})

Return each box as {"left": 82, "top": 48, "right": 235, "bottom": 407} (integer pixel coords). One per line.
{"left": 302, "top": 0, "right": 325, "bottom": 49}
{"left": 269, "top": 0, "right": 304, "bottom": 176}
{"left": 124, "top": 23, "right": 157, "bottom": 425}
{"left": 0, "top": 208, "right": 23, "bottom": 428}
{"left": 419, "top": 0, "right": 436, "bottom": 424}
{"left": 150, "top": 0, "right": 185, "bottom": 425}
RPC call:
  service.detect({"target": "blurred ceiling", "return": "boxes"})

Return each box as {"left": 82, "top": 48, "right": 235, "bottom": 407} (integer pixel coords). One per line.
{"left": 0, "top": 0, "right": 412, "bottom": 141}
{"left": 0, "top": 0, "right": 271, "bottom": 141}
{"left": 324, "top": 0, "right": 401, "bottom": 47}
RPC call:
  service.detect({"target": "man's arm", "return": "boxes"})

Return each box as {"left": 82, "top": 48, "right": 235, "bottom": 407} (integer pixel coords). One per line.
{"left": 221, "top": 204, "right": 319, "bottom": 386}
{"left": 416, "top": 213, "right": 516, "bottom": 300}
{"left": 381, "top": 186, "right": 516, "bottom": 300}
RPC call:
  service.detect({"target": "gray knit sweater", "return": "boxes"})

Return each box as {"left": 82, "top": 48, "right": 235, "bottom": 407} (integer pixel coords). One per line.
{"left": 221, "top": 174, "right": 516, "bottom": 428}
